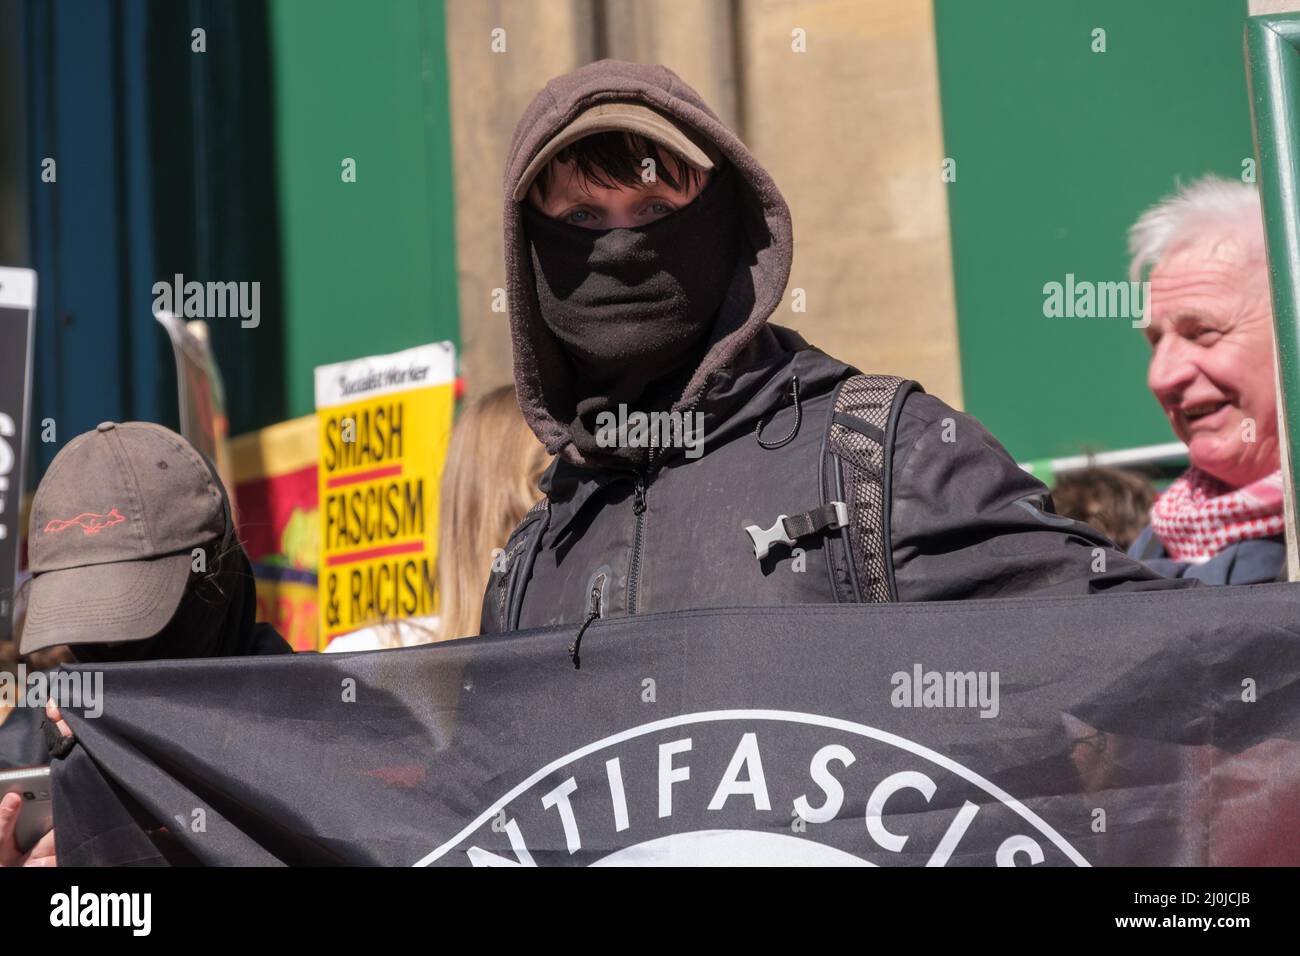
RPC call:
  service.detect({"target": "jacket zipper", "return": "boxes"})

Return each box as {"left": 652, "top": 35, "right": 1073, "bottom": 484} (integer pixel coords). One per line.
{"left": 624, "top": 392, "right": 707, "bottom": 616}
{"left": 626, "top": 390, "right": 704, "bottom": 616}
{"left": 627, "top": 448, "right": 656, "bottom": 616}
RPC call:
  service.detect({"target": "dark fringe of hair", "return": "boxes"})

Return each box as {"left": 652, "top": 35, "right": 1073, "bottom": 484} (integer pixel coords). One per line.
{"left": 532, "top": 132, "right": 704, "bottom": 200}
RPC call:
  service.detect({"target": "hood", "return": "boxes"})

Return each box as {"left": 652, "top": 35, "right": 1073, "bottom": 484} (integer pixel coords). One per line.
{"left": 503, "top": 59, "right": 794, "bottom": 468}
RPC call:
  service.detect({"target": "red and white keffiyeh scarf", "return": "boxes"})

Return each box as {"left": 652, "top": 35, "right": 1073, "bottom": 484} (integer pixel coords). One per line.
{"left": 1149, "top": 467, "right": 1286, "bottom": 563}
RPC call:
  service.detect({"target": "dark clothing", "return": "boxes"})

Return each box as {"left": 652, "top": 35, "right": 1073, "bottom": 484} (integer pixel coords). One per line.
{"left": 1129, "top": 525, "right": 1287, "bottom": 585}
{"left": 0, "top": 705, "right": 47, "bottom": 769}
{"left": 249, "top": 623, "right": 295, "bottom": 655}
{"left": 69, "top": 547, "right": 288, "bottom": 663}
{"left": 483, "top": 327, "right": 1177, "bottom": 633}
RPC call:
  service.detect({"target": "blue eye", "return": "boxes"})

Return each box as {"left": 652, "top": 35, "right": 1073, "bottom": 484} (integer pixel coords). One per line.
{"left": 564, "top": 209, "right": 594, "bottom": 225}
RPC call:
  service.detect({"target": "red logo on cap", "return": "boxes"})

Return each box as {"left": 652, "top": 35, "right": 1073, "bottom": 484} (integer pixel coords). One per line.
{"left": 44, "top": 508, "right": 127, "bottom": 536}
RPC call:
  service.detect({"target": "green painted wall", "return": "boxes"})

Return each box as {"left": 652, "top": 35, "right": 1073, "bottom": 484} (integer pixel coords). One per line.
{"left": 934, "top": 0, "right": 1254, "bottom": 461}
{"left": 269, "top": 0, "right": 459, "bottom": 417}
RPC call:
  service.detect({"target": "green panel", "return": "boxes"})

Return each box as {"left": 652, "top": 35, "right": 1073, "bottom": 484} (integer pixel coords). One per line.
{"left": 269, "top": 0, "right": 459, "bottom": 417}
{"left": 934, "top": 0, "right": 1253, "bottom": 461}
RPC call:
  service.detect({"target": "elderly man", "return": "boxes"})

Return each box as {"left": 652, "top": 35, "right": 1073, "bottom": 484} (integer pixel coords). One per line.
{"left": 1127, "top": 177, "right": 1286, "bottom": 583}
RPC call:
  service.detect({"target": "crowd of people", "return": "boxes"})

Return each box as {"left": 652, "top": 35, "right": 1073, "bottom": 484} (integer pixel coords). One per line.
{"left": 0, "top": 60, "right": 1292, "bottom": 866}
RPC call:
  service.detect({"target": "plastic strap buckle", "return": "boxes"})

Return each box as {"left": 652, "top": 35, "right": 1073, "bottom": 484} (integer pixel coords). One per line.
{"left": 745, "top": 501, "right": 849, "bottom": 559}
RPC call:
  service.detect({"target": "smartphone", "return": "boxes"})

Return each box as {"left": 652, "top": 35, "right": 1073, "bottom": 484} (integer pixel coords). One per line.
{"left": 0, "top": 765, "right": 53, "bottom": 853}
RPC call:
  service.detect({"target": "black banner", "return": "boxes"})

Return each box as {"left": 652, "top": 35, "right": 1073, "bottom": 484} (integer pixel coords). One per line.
{"left": 51, "top": 583, "right": 1300, "bottom": 866}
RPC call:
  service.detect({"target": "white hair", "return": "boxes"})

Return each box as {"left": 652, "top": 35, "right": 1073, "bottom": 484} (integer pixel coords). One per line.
{"left": 1127, "top": 176, "right": 1264, "bottom": 281}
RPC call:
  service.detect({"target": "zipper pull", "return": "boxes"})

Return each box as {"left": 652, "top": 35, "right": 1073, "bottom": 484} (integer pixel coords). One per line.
{"left": 568, "top": 572, "right": 607, "bottom": 669}
{"left": 755, "top": 375, "right": 803, "bottom": 449}
{"left": 585, "top": 577, "right": 603, "bottom": 617}
{"left": 633, "top": 478, "right": 647, "bottom": 515}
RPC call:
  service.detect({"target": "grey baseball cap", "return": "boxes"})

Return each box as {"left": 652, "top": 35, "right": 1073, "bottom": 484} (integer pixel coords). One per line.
{"left": 19, "top": 422, "right": 227, "bottom": 655}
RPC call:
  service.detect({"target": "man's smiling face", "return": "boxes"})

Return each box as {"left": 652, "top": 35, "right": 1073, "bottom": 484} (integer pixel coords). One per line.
{"left": 527, "top": 148, "right": 709, "bottom": 230}
{"left": 1144, "top": 229, "right": 1277, "bottom": 488}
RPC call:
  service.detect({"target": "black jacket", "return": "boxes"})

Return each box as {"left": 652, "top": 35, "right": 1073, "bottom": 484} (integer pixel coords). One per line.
{"left": 1129, "top": 525, "right": 1287, "bottom": 585}
{"left": 482, "top": 327, "right": 1176, "bottom": 633}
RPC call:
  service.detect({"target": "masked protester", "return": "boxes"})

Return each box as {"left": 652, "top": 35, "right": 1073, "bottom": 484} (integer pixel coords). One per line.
{"left": 19, "top": 422, "right": 291, "bottom": 663}
{"left": 0, "top": 422, "right": 292, "bottom": 867}
{"left": 484, "top": 61, "right": 1181, "bottom": 651}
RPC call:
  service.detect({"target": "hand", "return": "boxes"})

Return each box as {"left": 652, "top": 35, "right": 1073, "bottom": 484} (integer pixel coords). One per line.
{"left": 46, "top": 698, "right": 72, "bottom": 739}
{"left": 0, "top": 701, "right": 72, "bottom": 866}
{"left": 0, "top": 699, "right": 74, "bottom": 867}
{"left": 0, "top": 792, "right": 56, "bottom": 866}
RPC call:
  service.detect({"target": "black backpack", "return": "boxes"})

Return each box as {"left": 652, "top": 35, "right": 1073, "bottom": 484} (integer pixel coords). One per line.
{"left": 818, "top": 373, "right": 920, "bottom": 603}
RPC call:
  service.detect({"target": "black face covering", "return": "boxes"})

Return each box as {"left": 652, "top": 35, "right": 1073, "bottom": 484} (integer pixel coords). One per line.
{"left": 523, "top": 162, "right": 742, "bottom": 467}
{"left": 71, "top": 540, "right": 261, "bottom": 664}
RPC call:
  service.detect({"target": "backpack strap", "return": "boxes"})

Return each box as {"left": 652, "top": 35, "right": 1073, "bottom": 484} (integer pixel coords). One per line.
{"left": 485, "top": 496, "right": 550, "bottom": 633}
{"left": 822, "top": 374, "right": 920, "bottom": 603}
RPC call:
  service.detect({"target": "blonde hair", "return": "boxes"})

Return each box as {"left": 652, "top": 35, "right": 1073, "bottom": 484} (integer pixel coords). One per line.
{"left": 362, "top": 387, "right": 548, "bottom": 648}
{"left": 432, "top": 386, "right": 550, "bottom": 642}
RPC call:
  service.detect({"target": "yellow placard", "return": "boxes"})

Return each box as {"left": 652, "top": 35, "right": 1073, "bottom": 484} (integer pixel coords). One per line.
{"left": 315, "top": 344, "right": 455, "bottom": 648}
